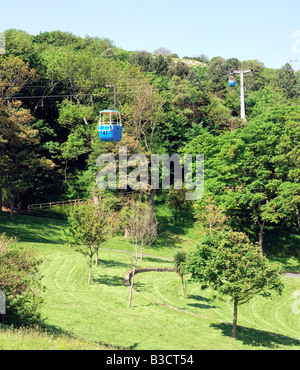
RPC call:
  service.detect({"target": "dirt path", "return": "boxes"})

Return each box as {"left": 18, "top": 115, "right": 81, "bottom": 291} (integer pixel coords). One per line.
{"left": 283, "top": 272, "right": 300, "bottom": 278}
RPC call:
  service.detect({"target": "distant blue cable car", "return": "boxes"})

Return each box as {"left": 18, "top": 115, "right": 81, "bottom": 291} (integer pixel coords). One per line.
{"left": 229, "top": 75, "right": 236, "bottom": 87}
{"left": 98, "top": 109, "right": 123, "bottom": 142}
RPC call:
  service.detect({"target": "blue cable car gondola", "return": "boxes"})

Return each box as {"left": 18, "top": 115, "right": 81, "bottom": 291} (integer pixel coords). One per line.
{"left": 98, "top": 84, "right": 123, "bottom": 142}
{"left": 98, "top": 109, "right": 123, "bottom": 142}
{"left": 229, "top": 75, "right": 236, "bottom": 87}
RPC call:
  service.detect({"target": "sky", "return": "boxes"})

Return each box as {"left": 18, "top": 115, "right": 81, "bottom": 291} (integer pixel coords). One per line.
{"left": 1, "top": 0, "right": 300, "bottom": 69}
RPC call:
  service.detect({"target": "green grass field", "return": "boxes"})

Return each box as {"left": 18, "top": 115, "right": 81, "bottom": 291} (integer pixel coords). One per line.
{"left": 0, "top": 212, "right": 299, "bottom": 350}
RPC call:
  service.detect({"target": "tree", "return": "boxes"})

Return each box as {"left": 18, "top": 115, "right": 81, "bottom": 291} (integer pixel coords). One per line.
{"left": 67, "top": 201, "right": 115, "bottom": 284}
{"left": 125, "top": 200, "right": 157, "bottom": 307}
{"left": 0, "top": 56, "right": 37, "bottom": 99}
{"left": 0, "top": 101, "right": 54, "bottom": 220}
{"left": 193, "top": 195, "right": 228, "bottom": 234}
{"left": 57, "top": 100, "right": 94, "bottom": 181}
{"left": 0, "top": 233, "right": 44, "bottom": 327}
{"left": 123, "top": 76, "right": 165, "bottom": 151}
{"left": 186, "top": 230, "right": 284, "bottom": 340}
{"left": 129, "top": 50, "right": 153, "bottom": 72}
{"left": 100, "top": 48, "right": 117, "bottom": 60}
{"left": 156, "top": 75, "right": 202, "bottom": 153}
{"left": 173, "top": 250, "right": 187, "bottom": 297}
{"left": 153, "top": 47, "right": 173, "bottom": 56}
{"left": 184, "top": 103, "right": 300, "bottom": 256}
{"left": 167, "top": 60, "right": 190, "bottom": 79}
{"left": 208, "top": 57, "right": 240, "bottom": 97}
{"left": 150, "top": 54, "right": 172, "bottom": 76}
{"left": 275, "top": 63, "right": 298, "bottom": 99}
{"left": 167, "top": 187, "right": 192, "bottom": 222}
{"left": 0, "top": 56, "right": 52, "bottom": 218}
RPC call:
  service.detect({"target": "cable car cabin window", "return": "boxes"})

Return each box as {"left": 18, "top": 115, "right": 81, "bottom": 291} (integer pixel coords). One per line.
{"left": 99, "top": 110, "right": 122, "bottom": 125}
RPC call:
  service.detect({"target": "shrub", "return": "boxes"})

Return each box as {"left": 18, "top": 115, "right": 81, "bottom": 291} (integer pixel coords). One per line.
{"left": 0, "top": 234, "right": 44, "bottom": 327}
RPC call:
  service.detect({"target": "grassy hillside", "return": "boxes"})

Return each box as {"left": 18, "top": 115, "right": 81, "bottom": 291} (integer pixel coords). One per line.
{"left": 0, "top": 211, "right": 299, "bottom": 350}
{"left": 0, "top": 324, "right": 115, "bottom": 350}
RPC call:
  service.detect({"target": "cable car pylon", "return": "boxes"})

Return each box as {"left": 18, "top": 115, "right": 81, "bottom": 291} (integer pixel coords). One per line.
{"left": 229, "top": 68, "right": 253, "bottom": 120}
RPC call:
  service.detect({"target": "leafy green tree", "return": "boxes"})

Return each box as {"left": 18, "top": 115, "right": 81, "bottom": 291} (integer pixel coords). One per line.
{"left": 184, "top": 102, "right": 300, "bottom": 256}
{"left": 0, "top": 56, "right": 42, "bottom": 218}
{"left": 240, "top": 60, "right": 265, "bottom": 91}
{"left": 33, "top": 30, "right": 81, "bottom": 47}
{"left": 167, "top": 187, "right": 192, "bottom": 222}
{"left": 4, "top": 29, "right": 40, "bottom": 68}
{"left": 0, "top": 101, "right": 54, "bottom": 219}
{"left": 129, "top": 50, "right": 152, "bottom": 72}
{"left": 150, "top": 54, "right": 172, "bottom": 76}
{"left": 275, "top": 63, "right": 298, "bottom": 99}
{"left": 245, "top": 85, "right": 287, "bottom": 119}
{"left": 167, "top": 60, "right": 190, "bottom": 79}
{"left": 186, "top": 230, "right": 284, "bottom": 340}
{"left": 208, "top": 57, "right": 240, "bottom": 97}
{"left": 193, "top": 195, "right": 228, "bottom": 234}
{"left": 100, "top": 48, "right": 118, "bottom": 60}
{"left": 67, "top": 201, "right": 115, "bottom": 284}
{"left": 0, "top": 233, "right": 44, "bottom": 327}
{"left": 0, "top": 56, "right": 37, "bottom": 99}
{"left": 57, "top": 100, "right": 94, "bottom": 181}
{"left": 156, "top": 75, "right": 202, "bottom": 153}
{"left": 173, "top": 250, "right": 187, "bottom": 296}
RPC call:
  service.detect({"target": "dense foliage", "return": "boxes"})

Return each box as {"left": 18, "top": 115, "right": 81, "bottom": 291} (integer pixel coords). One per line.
{"left": 0, "top": 233, "right": 44, "bottom": 326}
{"left": 0, "top": 29, "right": 299, "bottom": 256}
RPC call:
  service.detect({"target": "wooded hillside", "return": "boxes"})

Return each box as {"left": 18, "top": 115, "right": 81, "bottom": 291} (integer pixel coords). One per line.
{"left": 0, "top": 29, "right": 299, "bottom": 255}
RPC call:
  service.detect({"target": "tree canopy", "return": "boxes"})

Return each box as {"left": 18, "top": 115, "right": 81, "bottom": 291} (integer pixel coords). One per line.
{"left": 0, "top": 28, "right": 299, "bottom": 256}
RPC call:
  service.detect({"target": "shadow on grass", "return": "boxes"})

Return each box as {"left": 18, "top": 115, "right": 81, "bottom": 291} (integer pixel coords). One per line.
{"left": 98, "top": 259, "right": 130, "bottom": 269}
{"left": 210, "top": 322, "right": 300, "bottom": 349}
{"left": 142, "top": 256, "right": 173, "bottom": 263}
{"left": 40, "top": 323, "right": 132, "bottom": 350}
{"left": 93, "top": 274, "right": 124, "bottom": 287}
{"left": 187, "top": 294, "right": 216, "bottom": 310}
{"left": 0, "top": 212, "right": 67, "bottom": 244}
{"left": 151, "top": 231, "right": 184, "bottom": 251}
{"left": 93, "top": 259, "right": 128, "bottom": 287}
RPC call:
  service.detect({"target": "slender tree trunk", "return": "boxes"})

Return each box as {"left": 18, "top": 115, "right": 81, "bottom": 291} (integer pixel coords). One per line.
{"left": 258, "top": 219, "right": 265, "bottom": 257}
{"left": 125, "top": 228, "right": 129, "bottom": 238}
{"left": 181, "top": 275, "right": 186, "bottom": 297}
{"left": 147, "top": 190, "right": 156, "bottom": 225}
{"left": 232, "top": 299, "right": 238, "bottom": 340}
{"left": 93, "top": 186, "right": 99, "bottom": 205}
{"left": 64, "top": 159, "right": 68, "bottom": 182}
{"left": 129, "top": 242, "right": 138, "bottom": 307}
{"left": 95, "top": 247, "right": 99, "bottom": 267}
{"left": 128, "top": 257, "right": 137, "bottom": 308}
{"left": 88, "top": 252, "right": 93, "bottom": 285}
{"left": 140, "top": 241, "right": 144, "bottom": 262}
